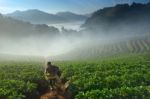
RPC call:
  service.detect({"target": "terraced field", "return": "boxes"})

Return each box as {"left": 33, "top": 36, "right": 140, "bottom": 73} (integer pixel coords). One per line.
{"left": 52, "top": 36, "right": 150, "bottom": 60}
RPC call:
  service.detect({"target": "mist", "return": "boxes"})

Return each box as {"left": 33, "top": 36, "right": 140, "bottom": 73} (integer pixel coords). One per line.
{"left": 0, "top": 2, "right": 150, "bottom": 60}
{"left": 0, "top": 35, "right": 74, "bottom": 57}
{"left": 0, "top": 19, "right": 149, "bottom": 58}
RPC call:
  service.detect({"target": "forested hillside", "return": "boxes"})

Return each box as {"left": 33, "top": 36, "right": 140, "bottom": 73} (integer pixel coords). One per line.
{"left": 82, "top": 2, "right": 150, "bottom": 35}
{"left": 0, "top": 14, "right": 59, "bottom": 38}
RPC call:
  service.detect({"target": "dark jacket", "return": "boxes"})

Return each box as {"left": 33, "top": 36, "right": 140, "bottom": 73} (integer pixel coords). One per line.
{"left": 46, "top": 65, "right": 61, "bottom": 77}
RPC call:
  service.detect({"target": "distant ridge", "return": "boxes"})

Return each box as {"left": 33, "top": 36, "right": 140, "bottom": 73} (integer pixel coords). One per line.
{"left": 83, "top": 2, "right": 150, "bottom": 35}
{"left": 0, "top": 13, "right": 59, "bottom": 38}
{"left": 56, "top": 11, "right": 87, "bottom": 21}
{"left": 6, "top": 9, "right": 88, "bottom": 24}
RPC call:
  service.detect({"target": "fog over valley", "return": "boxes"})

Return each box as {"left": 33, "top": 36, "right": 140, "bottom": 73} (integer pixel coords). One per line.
{"left": 0, "top": 2, "right": 150, "bottom": 60}
{"left": 1, "top": 1, "right": 150, "bottom": 99}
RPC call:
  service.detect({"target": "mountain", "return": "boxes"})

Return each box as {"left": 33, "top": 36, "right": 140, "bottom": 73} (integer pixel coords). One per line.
{"left": 6, "top": 10, "right": 88, "bottom": 24}
{"left": 56, "top": 12, "right": 87, "bottom": 22}
{"left": 0, "top": 13, "right": 59, "bottom": 38}
{"left": 82, "top": 2, "right": 150, "bottom": 35}
{"left": 6, "top": 9, "right": 66, "bottom": 24}
{"left": 84, "top": 13, "right": 93, "bottom": 17}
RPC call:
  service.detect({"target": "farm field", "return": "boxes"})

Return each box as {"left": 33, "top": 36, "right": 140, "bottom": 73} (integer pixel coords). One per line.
{"left": 55, "top": 53, "right": 150, "bottom": 98}
{"left": 0, "top": 1, "right": 150, "bottom": 99}
{"left": 0, "top": 61, "right": 48, "bottom": 99}
{"left": 52, "top": 36, "right": 150, "bottom": 60}
{"left": 0, "top": 53, "right": 150, "bottom": 98}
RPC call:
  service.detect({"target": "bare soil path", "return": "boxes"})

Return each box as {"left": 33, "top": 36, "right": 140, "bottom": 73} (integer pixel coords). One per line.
{"left": 40, "top": 89, "right": 65, "bottom": 99}
{"left": 40, "top": 80, "right": 72, "bottom": 99}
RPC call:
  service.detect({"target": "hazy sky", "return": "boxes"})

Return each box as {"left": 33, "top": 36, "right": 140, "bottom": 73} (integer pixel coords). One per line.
{"left": 0, "top": 0, "right": 149, "bottom": 14}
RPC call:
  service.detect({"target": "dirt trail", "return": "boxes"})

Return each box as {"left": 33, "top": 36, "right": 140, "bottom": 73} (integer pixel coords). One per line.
{"left": 40, "top": 89, "right": 65, "bottom": 99}
{"left": 40, "top": 80, "right": 72, "bottom": 99}
{"left": 42, "top": 63, "right": 72, "bottom": 99}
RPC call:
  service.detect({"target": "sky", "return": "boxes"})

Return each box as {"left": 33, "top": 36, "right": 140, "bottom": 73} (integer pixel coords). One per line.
{"left": 0, "top": 0, "right": 149, "bottom": 14}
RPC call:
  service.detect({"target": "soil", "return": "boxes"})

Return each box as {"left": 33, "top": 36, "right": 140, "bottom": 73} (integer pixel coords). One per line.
{"left": 40, "top": 87, "right": 70, "bottom": 99}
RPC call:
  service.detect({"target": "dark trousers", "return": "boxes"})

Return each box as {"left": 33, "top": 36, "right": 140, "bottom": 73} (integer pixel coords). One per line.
{"left": 49, "top": 78, "right": 56, "bottom": 89}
